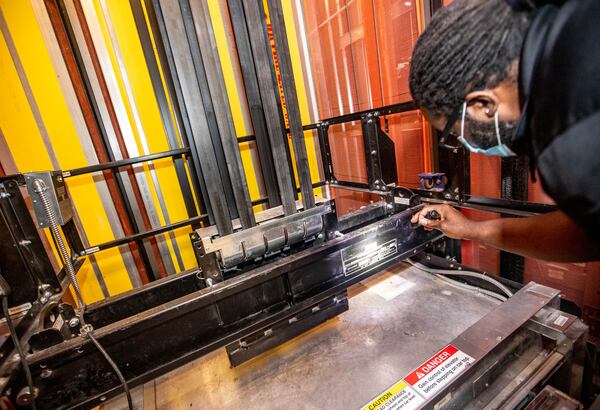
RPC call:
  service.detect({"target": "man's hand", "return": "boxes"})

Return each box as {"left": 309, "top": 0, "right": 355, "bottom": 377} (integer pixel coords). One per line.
{"left": 411, "top": 204, "right": 476, "bottom": 240}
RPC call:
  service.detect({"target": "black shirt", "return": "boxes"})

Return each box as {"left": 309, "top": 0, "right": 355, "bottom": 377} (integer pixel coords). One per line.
{"left": 511, "top": 0, "right": 600, "bottom": 244}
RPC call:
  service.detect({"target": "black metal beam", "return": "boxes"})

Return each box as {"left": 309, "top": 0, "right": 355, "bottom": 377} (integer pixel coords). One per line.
{"left": 82, "top": 215, "right": 208, "bottom": 256}
{"left": 129, "top": 0, "right": 198, "bottom": 221}
{"left": 155, "top": 0, "right": 234, "bottom": 235}
{"left": 241, "top": 0, "right": 297, "bottom": 215}
{"left": 145, "top": 0, "right": 213, "bottom": 225}
{"left": 188, "top": 0, "right": 256, "bottom": 229}
{"left": 18, "top": 208, "right": 441, "bottom": 409}
{"left": 227, "top": 0, "right": 281, "bottom": 209}
{"left": 63, "top": 148, "right": 190, "bottom": 178}
{"left": 177, "top": 0, "right": 239, "bottom": 224}
{"left": 266, "top": 0, "right": 315, "bottom": 209}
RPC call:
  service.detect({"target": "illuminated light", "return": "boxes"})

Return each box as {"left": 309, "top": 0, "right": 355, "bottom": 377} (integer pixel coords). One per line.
{"left": 363, "top": 242, "right": 379, "bottom": 254}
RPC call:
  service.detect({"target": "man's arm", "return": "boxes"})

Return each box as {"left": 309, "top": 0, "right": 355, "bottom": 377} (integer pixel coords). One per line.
{"left": 412, "top": 205, "right": 600, "bottom": 262}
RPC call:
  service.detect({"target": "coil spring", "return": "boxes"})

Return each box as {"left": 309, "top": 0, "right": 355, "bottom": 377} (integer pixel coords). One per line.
{"left": 33, "top": 179, "right": 84, "bottom": 308}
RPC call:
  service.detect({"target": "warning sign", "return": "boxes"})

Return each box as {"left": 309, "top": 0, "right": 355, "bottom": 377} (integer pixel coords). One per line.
{"left": 361, "top": 345, "right": 474, "bottom": 409}
{"left": 361, "top": 380, "right": 425, "bottom": 410}
{"left": 404, "top": 345, "right": 474, "bottom": 399}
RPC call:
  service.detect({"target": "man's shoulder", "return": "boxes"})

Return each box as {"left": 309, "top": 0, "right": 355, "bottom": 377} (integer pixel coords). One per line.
{"left": 506, "top": 0, "right": 568, "bottom": 11}
{"left": 528, "top": 0, "right": 600, "bottom": 152}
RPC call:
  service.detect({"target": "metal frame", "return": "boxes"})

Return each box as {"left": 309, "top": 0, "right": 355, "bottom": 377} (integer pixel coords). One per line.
{"left": 1, "top": 201, "right": 441, "bottom": 409}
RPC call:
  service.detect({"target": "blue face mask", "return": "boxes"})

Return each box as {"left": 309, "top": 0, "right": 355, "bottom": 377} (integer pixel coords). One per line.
{"left": 457, "top": 102, "right": 516, "bottom": 157}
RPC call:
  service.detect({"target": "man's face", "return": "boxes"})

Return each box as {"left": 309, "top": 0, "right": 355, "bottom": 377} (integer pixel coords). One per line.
{"left": 425, "top": 107, "right": 519, "bottom": 150}
{"left": 423, "top": 79, "right": 523, "bottom": 151}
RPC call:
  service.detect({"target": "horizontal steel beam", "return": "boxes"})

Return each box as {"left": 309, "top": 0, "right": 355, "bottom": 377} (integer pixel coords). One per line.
{"left": 62, "top": 148, "right": 190, "bottom": 177}
{"left": 81, "top": 215, "right": 208, "bottom": 256}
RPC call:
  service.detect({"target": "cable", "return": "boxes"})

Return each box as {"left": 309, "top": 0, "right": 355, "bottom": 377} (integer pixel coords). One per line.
{"left": 33, "top": 179, "right": 133, "bottom": 409}
{"left": 87, "top": 332, "right": 132, "bottom": 409}
{"left": 407, "top": 259, "right": 514, "bottom": 298}
{"left": 2, "top": 297, "right": 36, "bottom": 410}
{"left": 433, "top": 274, "right": 507, "bottom": 303}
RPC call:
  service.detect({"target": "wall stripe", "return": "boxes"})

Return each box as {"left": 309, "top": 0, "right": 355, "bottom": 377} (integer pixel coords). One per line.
{"left": 98, "top": 0, "right": 186, "bottom": 271}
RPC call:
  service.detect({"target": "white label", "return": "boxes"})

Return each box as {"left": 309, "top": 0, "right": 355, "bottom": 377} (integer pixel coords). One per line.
{"left": 404, "top": 345, "right": 474, "bottom": 399}
{"left": 369, "top": 275, "right": 415, "bottom": 301}
{"left": 554, "top": 315, "right": 568, "bottom": 327}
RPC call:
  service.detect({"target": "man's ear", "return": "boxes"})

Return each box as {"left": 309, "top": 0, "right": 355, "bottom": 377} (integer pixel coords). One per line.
{"left": 465, "top": 90, "right": 498, "bottom": 123}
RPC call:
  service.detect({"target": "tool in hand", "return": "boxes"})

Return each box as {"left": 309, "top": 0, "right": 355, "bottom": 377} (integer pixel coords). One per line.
{"left": 425, "top": 210, "right": 441, "bottom": 221}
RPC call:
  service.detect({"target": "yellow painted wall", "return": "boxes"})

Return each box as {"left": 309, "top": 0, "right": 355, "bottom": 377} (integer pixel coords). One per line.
{"left": 0, "top": 0, "right": 321, "bottom": 302}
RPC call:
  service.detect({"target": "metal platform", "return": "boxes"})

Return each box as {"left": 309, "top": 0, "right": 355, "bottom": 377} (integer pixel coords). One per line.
{"left": 104, "top": 263, "right": 501, "bottom": 409}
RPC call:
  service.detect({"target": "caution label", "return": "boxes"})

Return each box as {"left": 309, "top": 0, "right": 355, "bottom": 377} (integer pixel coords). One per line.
{"left": 361, "top": 345, "right": 474, "bottom": 409}
{"left": 404, "top": 345, "right": 474, "bottom": 399}
{"left": 361, "top": 380, "right": 425, "bottom": 410}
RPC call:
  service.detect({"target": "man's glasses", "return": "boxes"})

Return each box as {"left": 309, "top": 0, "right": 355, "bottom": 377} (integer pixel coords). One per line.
{"left": 438, "top": 104, "right": 464, "bottom": 150}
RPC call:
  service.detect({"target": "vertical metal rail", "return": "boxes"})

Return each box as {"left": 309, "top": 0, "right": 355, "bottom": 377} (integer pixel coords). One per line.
{"left": 155, "top": 0, "right": 234, "bottom": 235}
{"left": 143, "top": 0, "right": 213, "bottom": 226}
{"left": 45, "top": 0, "right": 158, "bottom": 282}
{"left": 265, "top": 0, "right": 315, "bottom": 209}
{"left": 187, "top": 0, "right": 256, "bottom": 228}
{"left": 176, "top": 0, "right": 239, "bottom": 222}
{"left": 226, "top": 0, "right": 280, "bottom": 209}
{"left": 241, "top": 0, "right": 297, "bottom": 215}
{"left": 128, "top": 0, "right": 198, "bottom": 222}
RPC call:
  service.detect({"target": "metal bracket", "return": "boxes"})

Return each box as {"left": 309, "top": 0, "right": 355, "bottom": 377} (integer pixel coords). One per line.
{"left": 194, "top": 203, "right": 334, "bottom": 270}
{"left": 361, "top": 112, "right": 398, "bottom": 192}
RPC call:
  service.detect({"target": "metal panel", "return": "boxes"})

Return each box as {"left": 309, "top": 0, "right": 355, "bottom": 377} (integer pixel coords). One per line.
{"left": 128, "top": 0, "right": 198, "bottom": 221}
{"left": 176, "top": 0, "right": 239, "bottom": 222}
{"left": 144, "top": 0, "right": 213, "bottom": 225}
{"left": 241, "top": 0, "right": 297, "bottom": 215}
{"left": 227, "top": 0, "right": 281, "bottom": 209}
{"left": 156, "top": 0, "right": 234, "bottom": 235}
{"left": 265, "top": 0, "right": 315, "bottom": 209}
{"left": 198, "top": 203, "right": 332, "bottom": 268}
{"left": 188, "top": 0, "right": 255, "bottom": 228}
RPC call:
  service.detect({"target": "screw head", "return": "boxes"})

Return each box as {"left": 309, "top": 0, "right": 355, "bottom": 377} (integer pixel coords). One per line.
{"left": 68, "top": 317, "right": 80, "bottom": 328}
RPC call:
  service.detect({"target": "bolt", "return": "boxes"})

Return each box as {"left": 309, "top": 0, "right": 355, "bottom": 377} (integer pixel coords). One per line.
{"left": 496, "top": 336, "right": 502, "bottom": 342}
{"left": 40, "top": 369, "right": 53, "bottom": 379}
{"left": 0, "top": 192, "right": 10, "bottom": 199}
{"left": 57, "top": 176, "right": 63, "bottom": 182}
{"left": 100, "top": 396, "right": 107, "bottom": 402}
{"left": 317, "top": 233, "right": 324, "bottom": 240}
{"left": 68, "top": 317, "right": 80, "bottom": 328}
{"left": 19, "top": 240, "right": 32, "bottom": 246}
{"left": 368, "top": 119, "right": 373, "bottom": 124}
{"left": 386, "top": 204, "right": 393, "bottom": 210}
{"left": 16, "top": 386, "right": 38, "bottom": 406}
{"left": 39, "top": 296, "right": 48, "bottom": 305}
{"left": 371, "top": 150, "right": 377, "bottom": 155}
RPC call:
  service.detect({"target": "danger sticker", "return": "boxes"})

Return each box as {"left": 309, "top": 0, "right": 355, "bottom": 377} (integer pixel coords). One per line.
{"left": 404, "top": 345, "right": 474, "bottom": 399}
{"left": 361, "top": 380, "right": 425, "bottom": 410}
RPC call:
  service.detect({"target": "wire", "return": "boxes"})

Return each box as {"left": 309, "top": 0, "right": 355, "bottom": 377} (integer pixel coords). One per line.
{"left": 87, "top": 332, "right": 132, "bottom": 409}
{"left": 2, "top": 297, "right": 36, "bottom": 410}
{"left": 433, "top": 274, "right": 507, "bottom": 303}
{"left": 408, "top": 259, "right": 514, "bottom": 298}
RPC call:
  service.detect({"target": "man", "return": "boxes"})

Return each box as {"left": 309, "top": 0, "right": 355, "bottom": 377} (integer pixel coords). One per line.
{"left": 409, "top": 0, "right": 599, "bottom": 262}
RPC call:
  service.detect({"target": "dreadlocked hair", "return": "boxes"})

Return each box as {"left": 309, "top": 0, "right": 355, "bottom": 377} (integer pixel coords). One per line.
{"left": 409, "top": 0, "right": 532, "bottom": 116}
